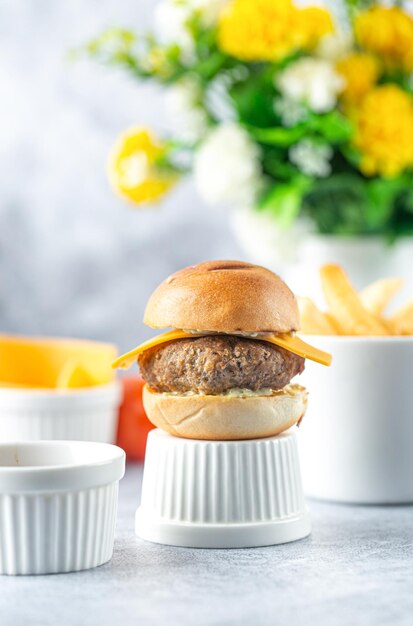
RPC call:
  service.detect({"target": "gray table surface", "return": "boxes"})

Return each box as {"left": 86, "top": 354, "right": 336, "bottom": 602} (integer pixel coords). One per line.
{"left": 1, "top": 464, "right": 412, "bottom": 626}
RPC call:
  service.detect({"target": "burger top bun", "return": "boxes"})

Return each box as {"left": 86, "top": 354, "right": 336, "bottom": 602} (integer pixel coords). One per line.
{"left": 143, "top": 384, "right": 308, "bottom": 441}
{"left": 144, "top": 260, "right": 300, "bottom": 334}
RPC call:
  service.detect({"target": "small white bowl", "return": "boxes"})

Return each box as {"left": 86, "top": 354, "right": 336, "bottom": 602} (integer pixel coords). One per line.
{"left": 0, "top": 440, "right": 125, "bottom": 575}
{"left": 136, "top": 429, "right": 311, "bottom": 548}
{"left": 298, "top": 336, "right": 413, "bottom": 504}
{"left": 0, "top": 382, "right": 121, "bottom": 443}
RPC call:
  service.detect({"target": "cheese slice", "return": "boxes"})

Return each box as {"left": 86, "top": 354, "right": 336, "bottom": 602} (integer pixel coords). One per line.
{"left": 56, "top": 360, "right": 101, "bottom": 389}
{"left": 0, "top": 335, "right": 117, "bottom": 389}
{"left": 113, "top": 329, "right": 332, "bottom": 369}
{"left": 264, "top": 333, "right": 332, "bottom": 366}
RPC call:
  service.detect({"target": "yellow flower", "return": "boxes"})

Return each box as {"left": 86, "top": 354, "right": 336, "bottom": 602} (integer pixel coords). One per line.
{"left": 336, "top": 53, "right": 380, "bottom": 105}
{"left": 108, "top": 128, "right": 177, "bottom": 205}
{"left": 353, "top": 85, "right": 413, "bottom": 178}
{"left": 355, "top": 6, "right": 413, "bottom": 71}
{"left": 218, "top": 0, "right": 333, "bottom": 62}
{"left": 297, "top": 7, "right": 334, "bottom": 50}
{"left": 144, "top": 47, "right": 172, "bottom": 77}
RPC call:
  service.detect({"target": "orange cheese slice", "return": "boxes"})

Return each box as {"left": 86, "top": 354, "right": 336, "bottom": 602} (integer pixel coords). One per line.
{"left": 56, "top": 360, "right": 102, "bottom": 389}
{"left": 113, "top": 329, "right": 332, "bottom": 369}
{"left": 0, "top": 335, "right": 117, "bottom": 389}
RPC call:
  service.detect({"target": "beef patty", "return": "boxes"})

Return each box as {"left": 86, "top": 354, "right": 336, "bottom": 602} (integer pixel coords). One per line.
{"left": 138, "top": 335, "right": 305, "bottom": 395}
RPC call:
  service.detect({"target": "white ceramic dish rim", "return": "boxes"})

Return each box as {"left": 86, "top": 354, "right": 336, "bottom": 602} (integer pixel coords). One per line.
{"left": 301, "top": 334, "right": 413, "bottom": 344}
{"left": 152, "top": 428, "right": 294, "bottom": 446}
{"left": 0, "top": 441, "right": 125, "bottom": 493}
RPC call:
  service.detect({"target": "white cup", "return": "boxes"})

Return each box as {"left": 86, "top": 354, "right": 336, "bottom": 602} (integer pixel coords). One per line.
{"left": 297, "top": 336, "right": 413, "bottom": 504}
{"left": 0, "top": 440, "right": 125, "bottom": 575}
{"left": 0, "top": 382, "right": 121, "bottom": 443}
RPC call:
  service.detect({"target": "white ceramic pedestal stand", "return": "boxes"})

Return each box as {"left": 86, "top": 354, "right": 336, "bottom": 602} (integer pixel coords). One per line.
{"left": 136, "top": 429, "right": 311, "bottom": 548}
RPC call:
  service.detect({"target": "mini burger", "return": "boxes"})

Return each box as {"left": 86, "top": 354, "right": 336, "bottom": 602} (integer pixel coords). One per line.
{"left": 113, "top": 260, "right": 331, "bottom": 440}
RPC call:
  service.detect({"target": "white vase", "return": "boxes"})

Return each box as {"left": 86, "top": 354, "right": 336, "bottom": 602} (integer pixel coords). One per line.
{"left": 232, "top": 208, "right": 413, "bottom": 307}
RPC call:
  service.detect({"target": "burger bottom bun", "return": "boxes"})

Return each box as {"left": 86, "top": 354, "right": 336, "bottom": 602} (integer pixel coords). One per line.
{"left": 142, "top": 384, "right": 308, "bottom": 441}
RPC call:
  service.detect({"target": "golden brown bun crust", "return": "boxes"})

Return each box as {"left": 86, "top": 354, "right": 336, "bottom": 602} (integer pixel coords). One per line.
{"left": 144, "top": 260, "right": 300, "bottom": 334}
{"left": 142, "top": 384, "right": 308, "bottom": 441}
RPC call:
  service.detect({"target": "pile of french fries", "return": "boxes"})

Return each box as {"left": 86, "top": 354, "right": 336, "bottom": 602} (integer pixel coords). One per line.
{"left": 298, "top": 264, "right": 413, "bottom": 336}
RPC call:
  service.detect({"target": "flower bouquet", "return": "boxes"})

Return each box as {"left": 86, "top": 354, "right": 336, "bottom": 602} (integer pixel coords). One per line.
{"left": 86, "top": 0, "right": 413, "bottom": 241}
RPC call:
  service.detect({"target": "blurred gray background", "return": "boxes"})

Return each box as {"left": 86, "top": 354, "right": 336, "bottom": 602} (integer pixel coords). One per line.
{"left": 0, "top": 0, "right": 242, "bottom": 352}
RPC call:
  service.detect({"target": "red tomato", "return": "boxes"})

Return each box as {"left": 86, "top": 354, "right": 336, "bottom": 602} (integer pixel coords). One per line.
{"left": 116, "top": 377, "right": 154, "bottom": 461}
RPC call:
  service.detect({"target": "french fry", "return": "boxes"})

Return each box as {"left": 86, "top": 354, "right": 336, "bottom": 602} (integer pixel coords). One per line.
{"left": 325, "top": 312, "right": 341, "bottom": 334}
{"left": 360, "top": 278, "right": 403, "bottom": 316}
{"left": 320, "top": 264, "right": 389, "bottom": 336}
{"left": 388, "top": 299, "right": 413, "bottom": 335}
{"left": 297, "top": 297, "right": 336, "bottom": 335}
{"left": 380, "top": 318, "right": 398, "bottom": 336}
{"left": 299, "top": 264, "right": 412, "bottom": 337}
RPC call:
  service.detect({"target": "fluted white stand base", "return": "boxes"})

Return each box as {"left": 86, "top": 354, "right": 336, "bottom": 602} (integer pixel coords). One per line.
{"left": 136, "top": 510, "right": 311, "bottom": 549}
{"left": 136, "top": 429, "right": 310, "bottom": 548}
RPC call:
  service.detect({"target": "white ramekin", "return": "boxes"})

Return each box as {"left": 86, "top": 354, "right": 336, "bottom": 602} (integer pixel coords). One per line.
{"left": 136, "top": 429, "right": 311, "bottom": 548}
{"left": 0, "top": 440, "right": 125, "bottom": 575}
{"left": 298, "top": 336, "right": 413, "bottom": 504}
{"left": 0, "top": 382, "right": 121, "bottom": 443}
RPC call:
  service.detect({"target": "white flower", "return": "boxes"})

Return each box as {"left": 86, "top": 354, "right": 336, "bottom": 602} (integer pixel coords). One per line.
{"left": 273, "top": 97, "right": 307, "bottom": 127}
{"left": 165, "top": 76, "right": 209, "bottom": 141}
{"left": 316, "top": 31, "right": 353, "bottom": 61}
{"left": 289, "top": 140, "right": 333, "bottom": 178}
{"left": 206, "top": 76, "right": 237, "bottom": 123}
{"left": 155, "top": 0, "right": 229, "bottom": 63}
{"left": 193, "top": 0, "right": 230, "bottom": 26}
{"left": 194, "top": 124, "right": 262, "bottom": 207}
{"left": 154, "top": 1, "right": 195, "bottom": 63}
{"left": 276, "top": 58, "right": 344, "bottom": 113}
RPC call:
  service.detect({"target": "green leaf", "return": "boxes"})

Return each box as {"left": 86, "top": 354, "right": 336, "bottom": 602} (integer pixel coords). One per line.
{"left": 399, "top": 186, "right": 413, "bottom": 214}
{"left": 229, "top": 67, "right": 277, "bottom": 127}
{"left": 365, "top": 177, "right": 406, "bottom": 228}
{"left": 262, "top": 151, "right": 298, "bottom": 179}
{"left": 392, "top": 214, "right": 413, "bottom": 237}
{"left": 341, "top": 144, "right": 361, "bottom": 169}
{"left": 248, "top": 111, "right": 352, "bottom": 148}
{"left": 259, "top": 178, "right": 312, "bottom": 228}
{"left": 83, "top": 28, "right": 137, "bottom": 63}
{"left": 301, "top": 172, "right": 413, "bottom": 238}
{"left": 302, "top": 173, "right": 370, "bottom": 235}
{"left": 248, "top": 125, "right": 306, "bottom": 146}
{"left": 193, "top": 51, "right": 228, "bottom": 81}
{"left": 308, "top": 111, "right": 353, "bottom": 144}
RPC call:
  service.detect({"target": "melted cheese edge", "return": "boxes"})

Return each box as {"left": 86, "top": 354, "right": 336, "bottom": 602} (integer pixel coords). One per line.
{"left": 113, "top": 329, "right": 332, "bottom": 369}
